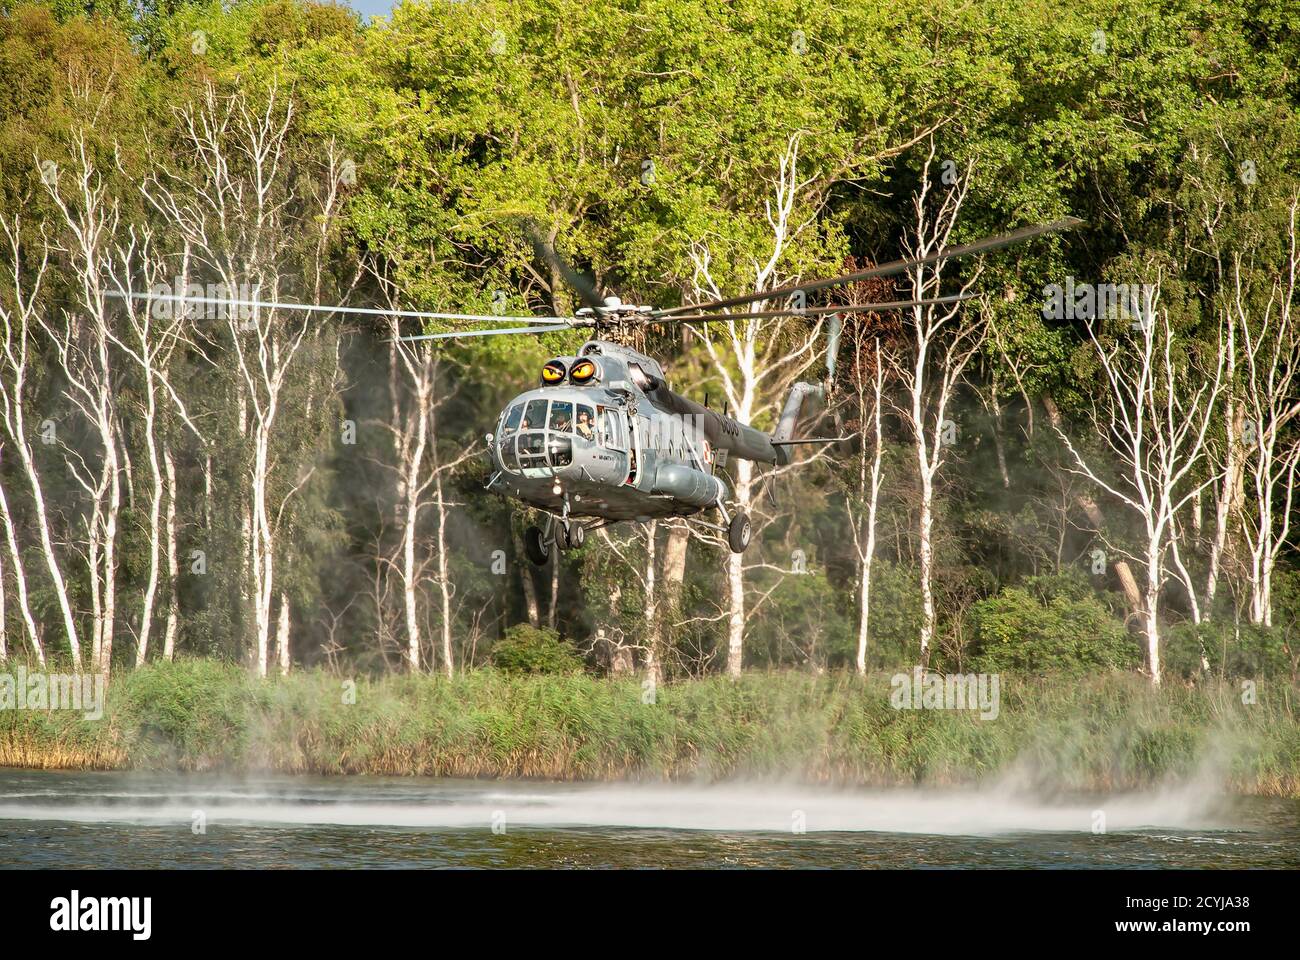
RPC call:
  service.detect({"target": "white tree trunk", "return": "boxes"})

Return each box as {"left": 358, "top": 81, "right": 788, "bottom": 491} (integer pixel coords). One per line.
{"left": 1144, "top": 539, "right": 1163, "bottom": 685}
{"left": 277, "top": 591, "right": 291, "bottom": 674}
{"left": 0, "top": 478, "right": 42, "bottom": 665}
{"left": 434, "top": 467, "right": 454, "bottom": 678}
{"left": 725, "top": 459, "right": 754, "bottom": 678}
{"left": 135, "top": 392, "right": 164, "bottom": 667}
{"left": 854, "top": 360, "right": 884, "bottom": 676}
{"left": 642, "top": 521, "right": 659, "bottom": 682}
{"left": 163, "top": 447, "right": 180, "bottom": 661}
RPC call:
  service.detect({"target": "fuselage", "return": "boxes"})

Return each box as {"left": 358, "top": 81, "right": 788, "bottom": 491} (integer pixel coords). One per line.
{"left": 485, "top": 339, "right": 782, "bottom": 521}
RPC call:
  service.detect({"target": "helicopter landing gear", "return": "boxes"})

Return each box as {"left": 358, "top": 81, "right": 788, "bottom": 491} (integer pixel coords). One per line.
{"left": 727, "top": 511, "right": 752, "bottom": 554}
{"left": 524, "top": 526, "right": 550, "bottom": 566}
{"left": 555, "top": 491, "right": 585, "bottom": 550}
{"left": 561, "top": 522, "right": 585, "bottom": 550}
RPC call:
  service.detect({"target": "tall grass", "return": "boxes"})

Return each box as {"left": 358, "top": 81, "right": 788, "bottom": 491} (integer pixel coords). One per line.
{"left": 2, "top": 660, "right": 1297, "bottom": 795}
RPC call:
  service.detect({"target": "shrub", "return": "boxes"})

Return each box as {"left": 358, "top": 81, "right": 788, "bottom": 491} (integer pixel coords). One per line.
{"left": 1165, "top": 622, "right": 1297, "bottom": 681}
{"left": 490, "top": 625, "right": 585, "bottom": 675}
{"left": 968, "top": 586, "right": 1137, "bottom": 674}
{"left": 749, "top": 570, "right": 853, "bottom": 669}
{"left": 864, "top": 560, "right": 925, "bottom": 669}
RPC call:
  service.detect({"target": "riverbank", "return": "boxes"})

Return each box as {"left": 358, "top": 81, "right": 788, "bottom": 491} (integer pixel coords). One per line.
{"left": 2, "top": 661, "right": 1297, "bottom": 796}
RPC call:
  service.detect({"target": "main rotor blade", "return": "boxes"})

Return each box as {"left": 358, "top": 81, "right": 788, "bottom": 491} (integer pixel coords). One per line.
{"left": 654, "top": 217, "right": 1083, "bottom": 318}
{"left": 657, "top": 293, "right": 977, "bottom": 324}
{"left": 524, "top": 220, "right": 606, "bottom": 312}
{"left": 105, "top": 290, "right": 575, "bottom": 325}
{"left": 397, "top": 322, "right": 584, "bottom": 342}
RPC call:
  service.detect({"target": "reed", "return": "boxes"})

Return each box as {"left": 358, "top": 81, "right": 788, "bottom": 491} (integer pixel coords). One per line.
{"left": 1, "top": 660, "right": 1297, "bottom": 795}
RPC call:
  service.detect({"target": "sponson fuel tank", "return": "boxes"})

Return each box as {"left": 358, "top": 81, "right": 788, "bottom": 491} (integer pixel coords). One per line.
{"left": 650, "top": 463, "right": 726, "bottom": 508}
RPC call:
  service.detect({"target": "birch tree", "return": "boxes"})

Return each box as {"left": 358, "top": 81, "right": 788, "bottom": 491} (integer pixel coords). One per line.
{"left": 1057, "top": 282, "right": 1224, "bottom": 684}
{"left": 1234, "top": 197, "right": 1300, "bottom": 626}
{"left": 100, "top": 228, "right": 202, "bottom": 666}
{"left": 892, "top": 148, "right": 985, "bottom": 664}
{"left": 845, "top": 334, "right": 887, "bottom": 675}
{"left": 40, "top": 137, "right": 134, "bottom": 674}
{"left": 138, "top": 82, "right": 348, "bottom": 675}
{"left": 0, "top": 218, "right": 65, "bottom": 667}
{"left": 687, "top": 133, "right": 828, "bottom": 677}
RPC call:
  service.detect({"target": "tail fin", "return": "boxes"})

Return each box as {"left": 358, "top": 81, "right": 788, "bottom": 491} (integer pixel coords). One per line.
{"left": 771, "top": 381, "right": 824, "bottom": 463}
{"left": 773, "top": 381, "right": 823, "bottom": 444}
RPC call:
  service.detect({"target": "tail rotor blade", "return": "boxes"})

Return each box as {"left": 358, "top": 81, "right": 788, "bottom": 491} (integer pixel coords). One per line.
{"left": 825, "top": 313, "right": 843, "bottom": 381}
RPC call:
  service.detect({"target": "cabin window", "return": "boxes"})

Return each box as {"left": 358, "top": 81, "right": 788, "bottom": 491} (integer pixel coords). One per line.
{"left": 519, "top": 429, "right": 547, "bottom": 469}
{"left": 548, "top": 434, "right": 573, "bottom": 467}
{"left": 600, "top": 407, "right": 625, "bottom": 449}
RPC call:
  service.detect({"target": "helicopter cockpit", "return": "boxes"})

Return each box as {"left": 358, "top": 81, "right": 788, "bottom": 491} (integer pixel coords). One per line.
{"left": 496, "top": 394, "right": 621, "bottom": 475}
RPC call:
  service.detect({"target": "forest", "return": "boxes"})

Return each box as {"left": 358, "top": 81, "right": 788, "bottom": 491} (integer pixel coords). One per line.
{"left": 0, "top": 0, "right": 1298, "bottom": 697}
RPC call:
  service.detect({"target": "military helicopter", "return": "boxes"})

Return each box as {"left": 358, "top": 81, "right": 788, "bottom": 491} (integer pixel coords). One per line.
{"left": 113, "top": 218, "right": 1080, "bottom": 565}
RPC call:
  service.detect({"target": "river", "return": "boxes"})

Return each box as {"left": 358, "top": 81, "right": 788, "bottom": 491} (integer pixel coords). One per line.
{"left": 1, "top": 768, "right": 1296, "bottom": 868}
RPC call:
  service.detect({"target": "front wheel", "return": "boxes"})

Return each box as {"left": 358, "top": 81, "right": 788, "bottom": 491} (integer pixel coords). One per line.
{"left": 727, "top": 512, "right": 752, "bottom": 554}
{"left": 524, "top": 526, "right": 550, "bottom": 566}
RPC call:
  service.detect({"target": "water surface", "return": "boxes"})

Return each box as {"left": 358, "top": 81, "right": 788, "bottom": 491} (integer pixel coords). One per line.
{"left": 1, "top": 768, "right": 1295, "bottom": 868}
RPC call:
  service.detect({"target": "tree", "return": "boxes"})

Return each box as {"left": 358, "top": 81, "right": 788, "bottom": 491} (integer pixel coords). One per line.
{"left": 892, "top": 146, "right": 986, "bottom": 665}
{"left": 1057, "top": 279, "right": 1224, "bottom": 684}
{"left": 845, "top": 334, "right": 887, "bottom": 675}
{"left": 686, "top": 134, "right": 830, "bottom": 677}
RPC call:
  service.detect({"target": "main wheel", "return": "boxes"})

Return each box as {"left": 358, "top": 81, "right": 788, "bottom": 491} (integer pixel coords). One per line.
{"left": 563, "top": 523, "right": 585, "bottom": 549}
{"left": 727, "top": 512, "right": 752, "bottom": 554}
{"left": 524, "top": 525, "right": 550, "bottom": 566}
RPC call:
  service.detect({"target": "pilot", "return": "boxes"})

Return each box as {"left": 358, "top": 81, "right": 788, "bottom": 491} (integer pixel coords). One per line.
{"left": 576, "top": 409, "right": 595, "bottom": 440}
{"left": 552, "top": 411, "right": 572, "bottom": 433}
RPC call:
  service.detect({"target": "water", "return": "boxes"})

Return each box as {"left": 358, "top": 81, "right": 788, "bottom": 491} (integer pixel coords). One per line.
{"left": 1, "top": 768, "right": 1296, "bottom": 868}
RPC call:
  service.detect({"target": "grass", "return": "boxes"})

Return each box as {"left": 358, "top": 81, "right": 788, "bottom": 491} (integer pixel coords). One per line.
{"left": 1, "top": 659, "right": 1298, "bottom": 795}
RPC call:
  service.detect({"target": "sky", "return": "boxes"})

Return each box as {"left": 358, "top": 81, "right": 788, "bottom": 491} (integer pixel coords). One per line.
{"left": 341, "top": 0, "right": 396, "bottom": 20}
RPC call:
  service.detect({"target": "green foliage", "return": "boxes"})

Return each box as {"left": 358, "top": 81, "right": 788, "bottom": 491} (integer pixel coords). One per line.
{"left": 1165, "top": 623, "right": 1296, "bottom": 682}
{"left": 490, "top": 625, "right": 585, "bottom": 675}
{"left": 5, "top": 662, "right": 1300, "bottom": 795}
{"left": 968, "top": 584, "right": 1138, "bottom": 674}
{"left": 864, "top": 561, "right": 926, "bottom": 669}
{"left": 748, "top": 568, "right": 853, "bottom": 670}
{"left": 0, "top": 0, "right": 1297, "bottom": 688}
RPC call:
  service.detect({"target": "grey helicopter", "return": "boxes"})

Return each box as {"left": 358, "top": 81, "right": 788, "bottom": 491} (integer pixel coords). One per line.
{"left": 112, "top": 218, "right": 1081, "bottom": 565}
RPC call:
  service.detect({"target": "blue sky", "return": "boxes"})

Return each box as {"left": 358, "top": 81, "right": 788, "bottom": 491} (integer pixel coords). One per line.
{"left": 342, "top": 0, "right": 397, "bottom": 20}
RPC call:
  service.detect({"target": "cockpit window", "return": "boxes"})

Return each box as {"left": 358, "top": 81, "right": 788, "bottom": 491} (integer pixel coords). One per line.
{"left": 501, "top": 404, "right": 523, "bottom": 435}
{"left": 522, "top": 399, "right": 548, "bottom": 431}
{"left": 548, "top": 400, "right": 573, "bottom": 433}
{"left": 497, "top": 397, "right": 603, "bottom": 475}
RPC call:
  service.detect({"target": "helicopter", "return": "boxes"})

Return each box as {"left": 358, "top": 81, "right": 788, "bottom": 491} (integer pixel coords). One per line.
{"left": 112, "top": 217, "right": 1081, "bottom": 565}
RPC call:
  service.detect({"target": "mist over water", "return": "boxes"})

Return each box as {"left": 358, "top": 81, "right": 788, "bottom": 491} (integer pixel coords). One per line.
{"left": 0, "top": 776, "right": 1229, "bottom": 835}
{"left": 2, "top": 769, "right": 1295, "bottom": 868}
